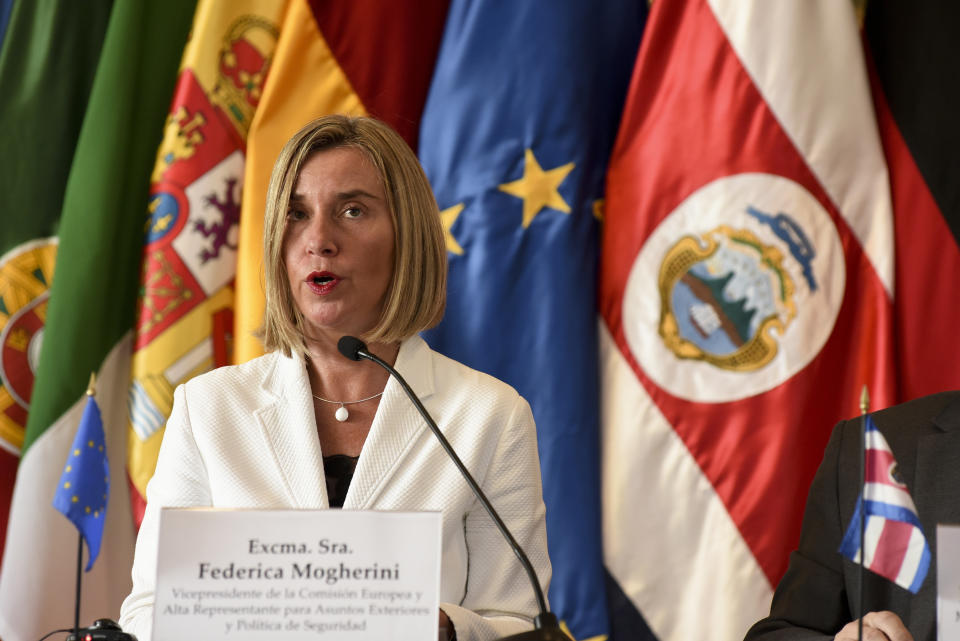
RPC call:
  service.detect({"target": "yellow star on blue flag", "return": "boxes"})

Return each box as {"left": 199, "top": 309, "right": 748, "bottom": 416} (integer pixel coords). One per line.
{"left": 498, "top": 149, "right": 575, "bottom": 228}
{"left": 52, "top": 391, "right": 109, "bottom": 571}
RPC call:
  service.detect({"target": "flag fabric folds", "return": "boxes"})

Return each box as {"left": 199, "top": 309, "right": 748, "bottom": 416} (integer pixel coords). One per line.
{"left": 418, "top": 2, "right": 644, "bottom": 638}
{"left": 232, "top": 0, "right": 449, "bottom": 363}
{"left": 126, "top": 0, "right": 286, "bottom": 526}
{"left": 0, "top": 0, "right": 14, "bottom": 50}
{"left": 600, "top": 1, "right": 903, "bottom": 638}
{"left": 838, "top": 416, "right": 930, "bottom": 594}
{"left": 7, "top": 2, "right": 960, "bottom": 641}
{"left": 0, "top": 2, "right": 195, "bottom": 640}
{"left": 52, "top": 394, "right": 109, "bottom": 572}
{"left": 863, "top": 3, "right": 960, "bottom": 405}
{"left": 0, "top": 0, "right": 112, "bottom": 564}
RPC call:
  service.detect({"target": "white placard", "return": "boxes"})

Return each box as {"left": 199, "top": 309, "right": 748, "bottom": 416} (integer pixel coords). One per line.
{"left": 938, "top": 524, "right": 960, "bottom": 641}
{"left": 152, "top": 509, "right": 441, "bottom": 641}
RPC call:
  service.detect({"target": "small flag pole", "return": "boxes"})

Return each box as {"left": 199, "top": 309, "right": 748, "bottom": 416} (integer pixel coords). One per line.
{"left": 74, "top": 533, "right": 82, "bottom": 640}
{"left": 73, "top": 372, "right": 97, "bottom": 641}
{"left": 857, "top": 384, "right": 869, "bottom": 641}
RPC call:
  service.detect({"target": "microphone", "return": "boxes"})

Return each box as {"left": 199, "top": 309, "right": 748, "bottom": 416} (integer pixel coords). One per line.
{"left": 337, "top": 336, "right": 570, "bottom": 641}
{"left": 337, "top": 336, "right": 368, "bottom": 362}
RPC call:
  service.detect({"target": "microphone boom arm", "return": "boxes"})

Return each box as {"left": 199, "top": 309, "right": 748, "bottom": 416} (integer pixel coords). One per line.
{"left": 355, "top": 348, "right": 551, "bottom": 617}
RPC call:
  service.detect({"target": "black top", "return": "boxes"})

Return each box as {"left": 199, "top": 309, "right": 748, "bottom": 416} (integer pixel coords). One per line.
{"left": 323, "top": 454, "right": 359, "bottom": 508}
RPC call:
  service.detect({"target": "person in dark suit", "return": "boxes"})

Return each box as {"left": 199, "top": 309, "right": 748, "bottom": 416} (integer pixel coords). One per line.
{"left": 745, "top": 391, "right": 960, "bottom": 641}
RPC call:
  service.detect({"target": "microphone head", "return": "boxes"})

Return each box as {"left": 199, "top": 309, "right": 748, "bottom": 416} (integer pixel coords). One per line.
{"left": 337, "top": 336, "right": 368, "bottom": 361}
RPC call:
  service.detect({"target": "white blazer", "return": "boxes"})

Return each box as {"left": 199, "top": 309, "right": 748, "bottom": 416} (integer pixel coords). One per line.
{"left": 119, "top": 335, "right": 551, "bottom": 641}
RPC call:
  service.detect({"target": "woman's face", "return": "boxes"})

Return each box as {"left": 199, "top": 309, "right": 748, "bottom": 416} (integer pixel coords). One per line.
{"left": 283, "top": 147, "right": 395, "bottom": 344}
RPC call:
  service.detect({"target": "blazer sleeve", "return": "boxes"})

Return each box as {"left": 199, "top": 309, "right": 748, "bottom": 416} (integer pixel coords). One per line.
{"left": 441, "top": 394, "right": 552, "bottom": 641}
{"left": 118, "top": 383, "right": 212, "bottom": 641}
{"left": 744, "top": 420, "right": 851, "bottom": 641}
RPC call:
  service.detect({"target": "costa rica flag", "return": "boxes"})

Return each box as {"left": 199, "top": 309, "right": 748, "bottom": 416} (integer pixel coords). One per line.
{"left": 838, "top": 415, "right": 931, "bottom": 594}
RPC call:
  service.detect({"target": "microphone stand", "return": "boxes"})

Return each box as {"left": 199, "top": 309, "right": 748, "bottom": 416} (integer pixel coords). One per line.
{"left": 338, "top": 337, "right": 571, "bottom": 641}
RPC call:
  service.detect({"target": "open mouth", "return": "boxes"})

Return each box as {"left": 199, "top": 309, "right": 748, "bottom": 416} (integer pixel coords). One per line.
{"left": 308, "top": 271, "right": 340, "bottom": 293}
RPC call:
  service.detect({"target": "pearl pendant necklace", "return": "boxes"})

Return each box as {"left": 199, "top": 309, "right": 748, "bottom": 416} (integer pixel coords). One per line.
{"left": 312, "top": 391, "right": 384, "bottom": 422}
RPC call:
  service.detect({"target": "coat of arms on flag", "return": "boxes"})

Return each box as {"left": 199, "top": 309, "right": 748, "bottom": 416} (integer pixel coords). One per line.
{"left": 838, "top": 415, "right": 931, "bottom": 594}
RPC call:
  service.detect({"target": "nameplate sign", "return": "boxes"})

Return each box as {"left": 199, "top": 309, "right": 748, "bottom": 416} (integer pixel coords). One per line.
{"left": 152, "top": 509, "right": 441, "bottom": 641}
{"left": 939, "top": 524, "right": 960, "bottom": 640}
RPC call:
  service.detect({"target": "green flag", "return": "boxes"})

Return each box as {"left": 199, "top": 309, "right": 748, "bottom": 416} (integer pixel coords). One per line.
{"left": 0, "top": 0, "right": 112, "bottom": 564}
{"left": 0, "top": 1, "right": 195, "bottom": 638}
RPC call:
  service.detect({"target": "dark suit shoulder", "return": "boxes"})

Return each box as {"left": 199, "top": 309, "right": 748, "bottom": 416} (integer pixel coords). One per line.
{"left": 744, "top": 391, "right": 959, "bottom": 641}
{"left": 867, "top": 391, "right": 960, "bottom": 461}
{"left": 872, "top": 390, "right": 960, "bottom": 432}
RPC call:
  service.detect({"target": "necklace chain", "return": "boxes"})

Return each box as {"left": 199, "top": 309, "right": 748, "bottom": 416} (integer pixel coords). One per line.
{"left": 311, "top": 391, "right": 384, "bottom": 405}
{"left": 312, "top": 390, "right": 383, "bottom": 422}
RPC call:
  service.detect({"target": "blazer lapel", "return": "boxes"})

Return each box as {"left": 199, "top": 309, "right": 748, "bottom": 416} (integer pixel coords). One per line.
{"left": 254, "top": 352, "right": 329, "bottom": 508}
{"left": 344, "top": 336, "right": 436, "bottom": 509}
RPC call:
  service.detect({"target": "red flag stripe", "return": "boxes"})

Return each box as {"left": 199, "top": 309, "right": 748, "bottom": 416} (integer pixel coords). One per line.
{"left": 865, "top": 448, "right": 899, "bottom": 486}
{"left": 0, "top": 448, "right": 16, "bottom": 560}
{"left": 307, "top": 0, "right": 450, "bottom": 151}
{"left": 869, "top": 517, "right": 913, "bottom": 580}
{"left": 867, "top": 59, "right": 960, "bottom": 402}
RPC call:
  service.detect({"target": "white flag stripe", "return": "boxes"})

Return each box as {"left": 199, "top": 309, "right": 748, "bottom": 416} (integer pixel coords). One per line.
{"left": 0, "top": 335, "right": 136, "bottom": 641}
{"left": 864, "top": 482, "right": 917, "bottom": 511}
{"left": 894, "top": 526, "right": 928, "bottom": 589}
{"left": 865, "top": 429, "right": 894, "bottom": 453}
{"left": 861, "top": 514, "right": 886, "bottom": 567}
{"left": 600, "top": 324, "right": 771, "bottom": 641}
{"left": 708, "top": 0, "right": 895, "bottom": 296}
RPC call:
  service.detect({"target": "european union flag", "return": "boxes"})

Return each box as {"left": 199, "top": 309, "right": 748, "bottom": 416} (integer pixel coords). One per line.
{"left": 419, "top": 2, "right": 645, "bottom": 637}
{"left": 52, "top": 394, "right": 109, "bottom": 571}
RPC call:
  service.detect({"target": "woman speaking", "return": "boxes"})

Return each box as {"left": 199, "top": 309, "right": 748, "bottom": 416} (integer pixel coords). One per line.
{"left": 119, "top": 115, "right": 551, "bottom": 641}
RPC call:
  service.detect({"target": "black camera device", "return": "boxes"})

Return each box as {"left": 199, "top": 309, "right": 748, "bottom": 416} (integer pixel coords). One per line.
{"left": 65, "top": 619, "right": 137, "bottom": 641}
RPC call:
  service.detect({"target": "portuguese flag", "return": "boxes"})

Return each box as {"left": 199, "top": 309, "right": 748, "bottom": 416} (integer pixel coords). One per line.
{"left": 0, "top": 2, "right": 194, "bottom": 639}
{"left": 0, "top": 0, "right": 111, "bottom": 564}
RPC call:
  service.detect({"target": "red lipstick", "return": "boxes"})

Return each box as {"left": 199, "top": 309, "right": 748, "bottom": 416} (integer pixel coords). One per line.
{"left": 306, "top": 271, "right": 341, "bottom": 295}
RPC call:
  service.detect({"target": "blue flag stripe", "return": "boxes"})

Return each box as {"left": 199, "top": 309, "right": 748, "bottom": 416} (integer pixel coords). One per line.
{"left": 839, "top": 498, "right": 927, "bottom": 558}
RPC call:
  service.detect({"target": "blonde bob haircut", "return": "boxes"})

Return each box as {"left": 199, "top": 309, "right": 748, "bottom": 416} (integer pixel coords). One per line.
{"left": 260, "top": 115, "right": 447, "bottom": 358}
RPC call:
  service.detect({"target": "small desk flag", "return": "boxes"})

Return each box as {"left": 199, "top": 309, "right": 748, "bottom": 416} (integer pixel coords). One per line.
{"left": 838, "top": 416, "right": 930, "bottom": 593}
{"left": 52, "top": 394, "right": 109, "bottom": 571}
